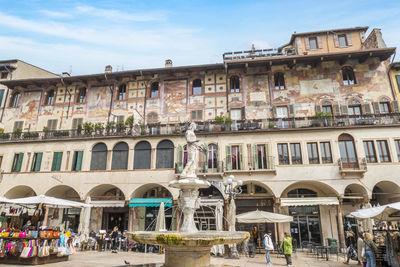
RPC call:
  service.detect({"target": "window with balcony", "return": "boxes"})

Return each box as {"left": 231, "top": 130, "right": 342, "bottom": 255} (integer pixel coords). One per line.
{"left": 309, "top": 37, "right": 318, "bottom": 50}
{"left": 90, "top": 143, "right": 107, "bottom": 170}
{"left": 150, "top": 82, "right": 159, "bottom": 98}
{"left": 348, "top": 99, "right": 362, "bottom": 116}
{"left": 47, "top": 119, "right": 58, "bottom": 131}
{"left": 278, "top": 143, "right": 289, "bottom": 165}
{"left": 111, "top": 142, "right": 129, "bottom": 170}
{"left": 231, "top": 145, "right": 241, "bottom": 170}
{"left": 338, "top": 34, "right": 348, "bottom": 47}
{"left": 13, "top": 121, "right": 23, "bottom": 132}
{"left": 342, "top": 67, "right": 356, "bottom": 85}
{"left": 134, "top": 141, "right": 151, "bottom": 169}
{"left": 118, "top": 84, "right": 126, "bottom": 100}
{"left": 322, "top": 101, "right": 333, "bottom": 115}
{"left": 45, "top": 89, "right": 55, "bottom": 105}
{"left": 51, "top": 152, "right": 63, "bottom": 171}
{"left": 377, "top": 140, "right": 391, "bottom": 162}
{"left": 11, "top": 153, "right": 24, "bottom": 172}
{"left": 208, "top": 144, "right": 218, "bottom": 171}
{"left": 395, "top": 140, "right": 400, "bottom": 161}
{"left": 339, "top": 134, "right": 358, "bottom": 168}
{"left": 363, "top": 141, "right": 377, "bottom": 163}
{"left": 76, "top": 87, "right": 86, "bottom": 103}
{"left": 307, "top": 142, "right": 319, "bottom": 164}
{"left": 71, "top": 151, "right": 83, "bottom": 171}
{"left": 274, "top": 72, "right": 285, "bottom": 90}
{"left": 290, "top": 143, "right": 302, "bottom": 164}
{"left": 156, "top": 140, "right": 174, "bottom": 168}
{"left": 10, "top": 92, "right": 20, "bottom": 107}
{"left": 192, "top": 79, "right": 202, "bottom": 95}
{"left": 320, "top": 142, "right": 333, "bottom": 163}
{"left": 230, "top": 76, "right": 240, "bottom": 93}
{"left": 254, "top": 144, "right": 268, "bottom": 169}
{"left": 191, "top": 110, "right": 202, "bottom": 121}
{"left": 379, "top": 98, "right": 391, "bottom": 114}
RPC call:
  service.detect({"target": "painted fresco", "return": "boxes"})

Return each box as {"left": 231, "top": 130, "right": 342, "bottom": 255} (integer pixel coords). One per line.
{"left": 20, "top": 91, "right": 41, "bottom": 122}
{"left": 163, "top": 80, "right": 186, "bottom": 114}
{"left": 246, "top": 75, "right": 269, "bottom": 104}
{"left": 88, "top": 86, "right": 111, "bottom": 118}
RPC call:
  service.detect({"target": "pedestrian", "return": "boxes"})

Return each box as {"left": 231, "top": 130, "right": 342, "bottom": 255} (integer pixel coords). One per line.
{"left": 344, "top": 227, "right": 357, "bottom": 264}
{"left": 111, "top": 226, "right": 119, "bottom": 253}
{"left": 363, "top": 233, "right": 377, "bottom": 267}
{"left": 263, "top": 231, "right": 274, "bottom": 265}
{"left": 252, "top": 226, "right": 258, "bottom": 248}
{"left": 357, "top": 232, "right": 365, "bottom": 266}
{"left": 281, "top": 232, "right": 293, "bottom": 267}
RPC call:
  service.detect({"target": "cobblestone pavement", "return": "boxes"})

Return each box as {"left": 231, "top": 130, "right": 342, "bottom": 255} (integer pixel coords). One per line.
{"left": 6, "top": 251, "right": 360, "bottom": 266}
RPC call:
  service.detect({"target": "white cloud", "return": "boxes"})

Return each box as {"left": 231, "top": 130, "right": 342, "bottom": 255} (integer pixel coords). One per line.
{"left": 39, "top": 10, "right": 73, "bottom": 19}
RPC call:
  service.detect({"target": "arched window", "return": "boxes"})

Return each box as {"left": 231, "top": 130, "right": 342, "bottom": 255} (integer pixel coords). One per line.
{"left": 230, "top": 76, "right": 240, "bottom": 93}
{"left": 45, "top": 89, "right": 55, "bottom": 105}
{"left": 90, "top": 143, "right": 108, "bottom": 170}
{"left": 379, "top": 97, "right": 391, "bottom": 114}
{"left": 192, "top": 79, "right": 202, "bottom": 95}
{"left": 156, "top": 140, "right": 174, "bottom": 168}
{"left": 274, "top": 73, "right": 285, "bottom": 90}
{"left": 10, "top": 92, "right": 20, "bottom": 107}
{"left": 111, "top": 142, "right": 129, "bottom": 170}
{"left": 322, "top": 101, "right": 333, "bottom": 115}
{"left": 76, "top": 87, "right": 86, "bottom": 103}
{"left": 150, "top": 82, "right": 159, "bottom": 98}
{"left": 208, "top": 144, "right": 218, "bottom": 170}
{"left": 342, "top": 67, "right": 356, "bottom": 85}
{"left": 338, "top": 134, "right": 358, "bottom": 168}
{"left": 134, "top": 141, "right": 151, "bottom": 169}
{"left": 348, "top": 98, "right": 362, "bottom": 116}
{"left": 147, "top": 112, "right": 158, "bottom": 124}
{"left": 287, "top": 188, "right": 317, "bottom": 198}
{"left": 118, "top": 84, "right": 126, "bottom": 100}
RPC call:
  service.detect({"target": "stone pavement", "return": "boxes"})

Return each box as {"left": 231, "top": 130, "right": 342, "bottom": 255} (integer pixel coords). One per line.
{"left": 5, "top": 251, "right": 360, "bottom": 266}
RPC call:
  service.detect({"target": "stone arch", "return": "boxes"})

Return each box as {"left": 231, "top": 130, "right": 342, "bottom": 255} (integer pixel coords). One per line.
{"left": 280, "top": 180, "right": 339, "bottom": 198}
{"left": 4, "top": 185, "right": 36, "bottom": 199}
{"left": 85, "top": 184, "right": 126, "bottom": 201}
{"left": 131, "top": 183, "right": 174, "bottom": 199}
{"left": 343, "top": 183, "right": 369, "bottom": 205}
{"left": 371, "top": 181, "right": 400, "bottom": 205}
{"left": 238, "top": 180, "right": 275, "bottom": 198}
{"left": 45, "top": 185, "right": 81, "bottom": 201}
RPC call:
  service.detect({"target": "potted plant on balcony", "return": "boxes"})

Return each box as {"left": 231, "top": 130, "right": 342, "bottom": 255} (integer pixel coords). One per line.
{"left": 43, "top": 126, "right": 50, "bottom": 138}
{"left": 138, "top": 121, "right": 146, "bottom": 135}
{"left": 224, "top": 116, "right": 232, "bottom": 131}
{"left": 0, "top": 128, "right": 9, "bottom": 140}
{"left": 106, "top": 121, "right": 115, "bottom": 134}
{"left": 76, "top": 123, "right": 83, "bottom": 136}
{"left": 125, "top": 115, "right": 134, "bottom": 134}
{"left": 83, "top": 122, "right": 94, "bottom": 136}
{"left": 215, "top": 115, "right": 224, "bottom": 132}
{"left": 23, "top": 132, "right": 39, "bottom": 139}
{"left": 94, "top": 122, "right": 104, "bottom": 135}
{"left": 116, "top": 121, "right": 126, "bottom": 134}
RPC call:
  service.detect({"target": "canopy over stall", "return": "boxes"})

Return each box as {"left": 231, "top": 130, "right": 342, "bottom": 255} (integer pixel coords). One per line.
{"left": 280, "top": 197, "right": 339, "bottom": 207}
{"left": 9, "top": 195, "right": 91, "bottom": 208}
{"left": 350, "top": 202, "right": 400, "bottom": 221}
{"left": 236, "top": 209, "right": 293, "bottom": 223}
{"left": 129, "top": 198, "right": 172, "bottom": 207}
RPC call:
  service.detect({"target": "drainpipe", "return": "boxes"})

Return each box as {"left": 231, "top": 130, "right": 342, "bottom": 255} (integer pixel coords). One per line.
{"left": 61, "top": 77, "right": 72, "bottom": 120}
{"left": 105, "top": 73, "right": 114, "bottom": 125}
{"left": 0, "top": 65, "right": 12, "bottom": 122}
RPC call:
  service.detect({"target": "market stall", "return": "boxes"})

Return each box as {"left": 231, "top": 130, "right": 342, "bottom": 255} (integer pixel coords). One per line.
{"left": 0, "top": 195, "right": 90, "bottom": 265}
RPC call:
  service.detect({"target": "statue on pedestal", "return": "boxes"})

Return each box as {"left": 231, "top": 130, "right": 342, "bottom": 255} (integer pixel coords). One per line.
{"left": 180, "top": 122, "right": 203, "bottom": 179}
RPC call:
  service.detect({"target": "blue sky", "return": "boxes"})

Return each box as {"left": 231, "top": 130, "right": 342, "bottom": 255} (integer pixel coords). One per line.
{"left": 0, "top": 0, "right": 399, "bottom": 75}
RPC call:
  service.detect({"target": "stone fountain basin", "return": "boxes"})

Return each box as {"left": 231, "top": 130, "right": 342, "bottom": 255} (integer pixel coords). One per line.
{"left": 128, "top": 231, "right": 249, "bottom": 247}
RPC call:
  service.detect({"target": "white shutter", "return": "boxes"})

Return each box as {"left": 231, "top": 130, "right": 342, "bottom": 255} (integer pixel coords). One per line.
{"left": 333, "top": 34, "right": 339, "bottom": 47}
{"left": 346, "top": 33, "right": 352, "bottom": 46}
{"left": 316, "top": 36, "right": 323, "bottom": 49}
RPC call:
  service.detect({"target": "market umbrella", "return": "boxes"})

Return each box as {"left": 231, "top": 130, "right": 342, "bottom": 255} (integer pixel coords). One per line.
{"left": 236, "top": 209, "right": 293, "bottom": 223}
{"left": 350, "top": 201, "right": 400, "bottom": 221}
{"left": 10, "top": 195, "right": 91, "bottom": 208}
{"left": 155, "top": 202, "right": 166, "bottom": 231}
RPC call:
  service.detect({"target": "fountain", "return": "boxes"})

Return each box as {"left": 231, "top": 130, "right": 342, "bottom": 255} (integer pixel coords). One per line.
{"left": 128, "top": 122, "right": 249, "bottom": 267}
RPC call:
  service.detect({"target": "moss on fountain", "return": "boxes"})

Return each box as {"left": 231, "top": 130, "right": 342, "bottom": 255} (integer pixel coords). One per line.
{"left": 155, "top": 233, "right": 184, "bottom": 246}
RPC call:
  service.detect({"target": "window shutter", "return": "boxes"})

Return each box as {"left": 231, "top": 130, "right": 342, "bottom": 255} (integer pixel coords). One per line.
{"left": 76, "top": 151, "right": 83, "bottom": 171}
{"left": 333, "top": 34, "right": 339, "bottom": 47}
{"left": 239, "top": 145, "right": 243, "bottom": 170}
{"left": 289, "top": 104, "right": 294, "bottom": 117}
{"left": 34, "top": 152, "right": 42, "bottom": 171}
{"left": 341, "top": 105, "right": 348, "bottom": 115}
{"left": 203, "top": 144, "right": 208, "bottom": 173}
{"left": 316, "top": 36, "right": 323, "bottom": 49}
{"left": 177, "top": 145, "right": 183, "bottom": 172}
{"left": 16, "top": 153, "right": 24, "bottom": 172}
{"left": 334, "top": 104, "right": 341, "bottom": 116}
{"left": 304, "top": 37, "right": 310, "bottom": 50}
{"left": 47, "top": 119, "right": 58, "bottom": 131}
{"left": 12, "top": 154, "right": 18, "bottom": 172}
{"left": 13, "top": 121, "right": 23, "bottom": 131}
{"left": 72, "top": 151, "right": 77, "bottom": 171}
{"left": 51, "top": 153, "right": 58, "bottom": 171}
{"left": 253, "top": 144, "right": 258, "bottom": 170}
{"left": 346, "top": 33, "right": 352, "bottom": 46}
{"left": 225, "top": 146, "right": 232, "bottom": 171}
{"left": 315, "top": 105, "right": 321, "bottom": 113}
{"left": 266, "top": 144, "right": 270, "bottom": 169}
{"left": 396, "top": 75, "right": 400, "bottom": 91}
{"left": 363, "top": 103, "right": 372, "bottom": 114}
{"left": 72, "top": 118, "right": 83, "bottom": 129}
{"left": 56, "top": 152, "right": 63, "bottom": 170}
{"left": 0, "top": 90, "right": 4, "bottom": 106}
{"left": 392, "top": 100, "right": 399, "bottom": 112}
{"left": 372, "top": 102, "right": 380, "bottom": 114}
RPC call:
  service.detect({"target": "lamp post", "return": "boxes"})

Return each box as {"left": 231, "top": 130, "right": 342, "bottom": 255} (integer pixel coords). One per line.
{"left": 224, "top": 175, "right": 243, "bottom": 259}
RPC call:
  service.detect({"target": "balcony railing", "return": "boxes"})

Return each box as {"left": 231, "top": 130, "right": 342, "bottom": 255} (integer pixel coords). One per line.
{"left": 1, "top": 114, "right": 399, "bottom": 143}
{"left": 338, "top": 157, "right": 367, "bottom": 178}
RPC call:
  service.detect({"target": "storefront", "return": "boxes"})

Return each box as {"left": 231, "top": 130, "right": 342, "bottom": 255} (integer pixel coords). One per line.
{"left": 129, "top": 198, "right": 173, "bottom": 230}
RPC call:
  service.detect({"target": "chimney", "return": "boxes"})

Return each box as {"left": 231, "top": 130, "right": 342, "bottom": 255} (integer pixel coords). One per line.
{"left": 61, "top": 72, "right": 70, "bottom": 77}
{"left": 105, "top": 65, "right": 112, "bottom": 73}
{"left": 165, "top": 59, "right": 173, "bottom": 68}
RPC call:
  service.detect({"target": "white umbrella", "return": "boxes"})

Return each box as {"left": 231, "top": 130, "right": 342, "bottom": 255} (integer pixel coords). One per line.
{"left": 155, "top": 202, "right": 166, "bottom": 231}
{"left": 10, "top": 195, "right": 91, "bottom": 208}
{"left": 350, "top": 201, "right": 400, "bottom": 221}
{"left": 236, "top": 209, "right": 293, "bottom": 223}
{"left": 0, "top": 196, "right": 12, "bottom": 203}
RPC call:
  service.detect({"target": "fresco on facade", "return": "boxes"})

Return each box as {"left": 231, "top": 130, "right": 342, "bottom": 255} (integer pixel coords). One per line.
{"left": 163, "top": 80, "right": 186, "bottom": 114}
{"left": 246, "top": 75, "right": 269, "bottom": 103}
{"left": 20, "top": 91, "right": 41, "bottom": 122}
{"left": 88, "top": 86, "right": 111, "bottom": 118}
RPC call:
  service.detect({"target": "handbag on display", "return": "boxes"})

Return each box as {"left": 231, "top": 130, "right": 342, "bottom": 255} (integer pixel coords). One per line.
{"left": 10, "top": 243, "right": 18, "bottom": 256}
{"left": 20, "top": 246, "right": 32, "bottom": 258}
{"left": 38, "top": 240, "right": 50, "bottom": 257}
{"left": 19, "top": 231, "right": 27, "bottom": 238}
{"left": 31, "top": 231, "right": 38, "bottom": 238}
{"left": 39, "top": 231, "right": 47, "bottom": 239}
{"left": 57, "top": 247, "right": 66, "bottom": 257}
{"left": 46, "top": 230, "right": 53, "bottom": 238}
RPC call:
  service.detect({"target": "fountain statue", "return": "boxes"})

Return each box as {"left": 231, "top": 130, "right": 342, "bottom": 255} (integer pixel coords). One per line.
{"left": 128, "top": 122, "right": 249, "bottom": 267}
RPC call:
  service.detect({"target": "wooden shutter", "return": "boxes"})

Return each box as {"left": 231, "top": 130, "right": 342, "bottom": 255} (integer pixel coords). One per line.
{"left": 333, "top": 34, "right": 339, "bottom": 47}
{"left": 316, "top": 36, "right": 322, "bottom": 49}
{"left": 272, "top": 106, "right": 277, "bottom": 118}
{"left": 47, "top": 119, "right": 58, "bottom": 131}
{"left": 52, "top": 152, "right": 63, "bottom": 171}
{"left": 239, "top": 145, "right": 243, "bottom": 170}
{"left": 289, "top": 104, "right": 294, "bottom": 117}
{"left": 315, "top": 105, "right": 321, "bottom": 113}
{"left": 341, "top": 105, "right": 348, "bottom": 115}
{"left": 225, "top": 146, "right": 232, "bottom": 171}
{"left": 253, "top": 144, "right": 258, "bottom": 170}
{"left": 16, "top": 153, "right": 24, "bottom": 172}
{"left": 363, "top": 103, "right": 372, "bottom": 114}
{"left": 392, "top": 100, "right": 399, "bottom": 112}
{"left": 76, "top": 151, "right": 83, "bottom": 171}
{"left": 304, "top": 37, "right": 310, "bottom": 50}
{"left": 0, "top": 90, "right": 4, "bottom": 106}
{"left": 346, "top": 33, "right": 352, "bottom": 46}
{"left": 372, "top": 102, "right": 380, "bottom": 114}
{"left": 33, "top": 152, "right": 42, "bottom": 171}
{"left": 72, "top": 151, "right": 77, "bottom": 171}
{"left": 334, "top": 104, "right": 341, "bottom": 116}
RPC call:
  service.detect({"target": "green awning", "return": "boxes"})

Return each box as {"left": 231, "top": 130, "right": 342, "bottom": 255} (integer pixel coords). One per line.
{"left": 129, "top": 198, "right": 172, "bottom": 207}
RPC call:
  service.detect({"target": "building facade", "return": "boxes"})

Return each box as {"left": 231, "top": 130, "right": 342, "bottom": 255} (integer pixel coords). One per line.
{"left": 0, "top": 27, "right": 398, "bottom": 249}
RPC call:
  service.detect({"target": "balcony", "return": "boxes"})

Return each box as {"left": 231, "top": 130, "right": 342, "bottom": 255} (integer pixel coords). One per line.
{"left": 338, "top": 157, "right": 367, "bottom": 178}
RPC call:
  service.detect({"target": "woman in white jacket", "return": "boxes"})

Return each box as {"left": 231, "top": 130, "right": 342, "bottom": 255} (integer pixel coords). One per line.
{"left": 264, "top": 231, "right": 274, "bottom": 265}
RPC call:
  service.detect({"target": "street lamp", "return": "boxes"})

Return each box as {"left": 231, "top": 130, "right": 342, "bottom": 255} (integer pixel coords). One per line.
{"left": 224, "top": 175, "right": 243, "bottom": 259}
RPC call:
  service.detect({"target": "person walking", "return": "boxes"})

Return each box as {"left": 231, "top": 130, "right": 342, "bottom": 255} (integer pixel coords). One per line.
{"left": 357, "top": 232, "right": 365, "bottom": 266}
{"left": 281, "top": 232, "right": 293, "bottom": 267}
{"left": 252, "top": 226, "right": 258, "bottom": 248}
{"left": 364, "top": 233, "right": 378, "bottom": 267}
{"left": 263, "top": 231, "right": 274, "bottom": 265}
{"left": 111, "top": 226, "right": 119, "bottom": 253}
{"left": 344, "top": 227, "right": 357, "bottom": 264}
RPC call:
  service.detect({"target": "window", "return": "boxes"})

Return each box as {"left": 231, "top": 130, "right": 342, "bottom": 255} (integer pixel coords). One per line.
{"left": 339, "top": 134, "right": 358, "bottom": 168}
{"left": 51, "top": 152, "right": 63, "bottom": 171}
{"left": 276, "top": 106, "right": 288, "bottom": 128}
{"left": 156, "top": 140, "right": 174, "bottom": 168}
{"left": 13, "top": 121, "right": 23, "bottom": 132}
{"left": 192, "top": 79, "right": 202, "bottom": 95}
{"left": 90, "top": 143, "right": 107, "bottom": 170}
{"left": 150, "top": 82, "right": 159, "bottom": 98}
{"left": 134, "top": 141, "right": 151, "bottom": 169}
{"left": 254, "top": 144, "right": 268, "bottom": 169}
{"left": 118, "top": 84, "right": 126, "bottom": 100}
{"left": 230, "top": 109, "right": 242, "bottom": 120}
{"left": 342, "top": 67, "right": 356, "bottom": 85}
{"left": 322, "top": 101, "right": 333, "bottom": 115}
{"left": 31, "top": 152, "right": 43, "bottom": 172}
{"left": 76, "top": 88, "right": 86, "bottom": 103}
{"left": 47, "top": 119, "right": 58, "bottom": 131}
{"left": 45, "top": 90, "right": 55, "bottom": 105}
{"left": 278, "top": 143, "right": 289, "bottom": 165}
{"left": 307, "top": 143, "right": 319, "bottom": 164}
{"left": 309, "top": 37, "right": 318, "bottom": 50}
{"left": 338, "top": 34, "right": 347, "bottom": 47}
{"left": 320, "top": 142, "right": 333, "bottom": 163}
{"left": 288, "top": 188, "right": 317, "bottom": 198}
{"left": 363, "top": 141, "right": 377, "bottom": 163}
{"left": 11, "top": 153, "right": 24, "bottom": 172}
{"left": 376, "top": 140, "right": 391, "bottom": 162}
{"left": 231, "top": 145, "right": 241, "bottom": 170}
{"left": 230, "top": 76, "right": 240, "bottom": 93}
{"left": 71, "top": 151, "right": 83, "bottom": 171}
{"left": 379, "top": 98, "right": 391, "bottom": 114}
{"left": 396, "top": 75, "right": 400, "bottom": 93}
{"left": 274, "top": 73, "right": 285, "bottom": 90}
{"left": 10, "top": 92, "right": 20, "bottom": 107}
{"left": 208, "top": 144, "right": 218, "bottom": 170}
{"left": 191, "top": 110, "right": 202, "bottom": 121}
{"left": 0, "top": 90, "right": 4, "bottom": 106}
{"left": 147, "top": 112, "right": 158, "bottom": 124}
{"left": 348, "top": 99, "right": 362, "bottom": 116}
{"left": 111, "top": 142, "right": 129, "bottom": 170}
{"left": 395, "top": 140, "right": 400, "bottom": 161}
{"left": 290, "top": 143, "right": 302, "bottom": 164}
{"left": 1, "top": 72, "right": 7, "bottom": 79}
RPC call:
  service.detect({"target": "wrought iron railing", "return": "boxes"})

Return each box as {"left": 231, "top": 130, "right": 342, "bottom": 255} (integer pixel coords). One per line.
{"left": 338, "top": 157, "right": 367, "bottom": 171}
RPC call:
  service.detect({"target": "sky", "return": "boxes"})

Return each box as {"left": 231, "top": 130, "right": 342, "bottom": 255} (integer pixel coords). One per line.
{"left": 0, "top": 0, "right": 399, "bottom": 75}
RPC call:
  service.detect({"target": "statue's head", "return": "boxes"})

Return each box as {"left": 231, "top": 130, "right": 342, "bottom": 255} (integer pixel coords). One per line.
{"left": 188, "top": 122, "right": 196, "bottom": 131}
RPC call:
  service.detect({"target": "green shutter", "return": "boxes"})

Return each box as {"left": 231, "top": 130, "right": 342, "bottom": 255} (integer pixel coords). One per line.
{"left": 226, "top": 146, "right": 232, "bottom": 171}
{"left": 76, "top": 151, "right": 83, "bottom": 171}
{"left": 35, "top": 152, "right": 42, "bottom": 171}
{"left": 253, "top": 144, "right": 259, "bottom": 170}
{"left": 52, "top": 152, "right": 63, "bottom": 171}
{"left": 12, "top": 154, "right": 18, "bottom": 172}
{"left": 56, "top": 152, "right": 63, "bottom": 171}
{"left": 0, "top": 90, "right": 4, "bottom": 106}
{"left": 71, "top": 152, "right": 77, "bottom": 171}
{"left": 239, "top": 145, "right": 243, "bottom": 170}
{"left": 177, "top": 145, "right": 183, "bottom": 173}
{"left": 16, "top": 153, "right": 24, "bottom": 172}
